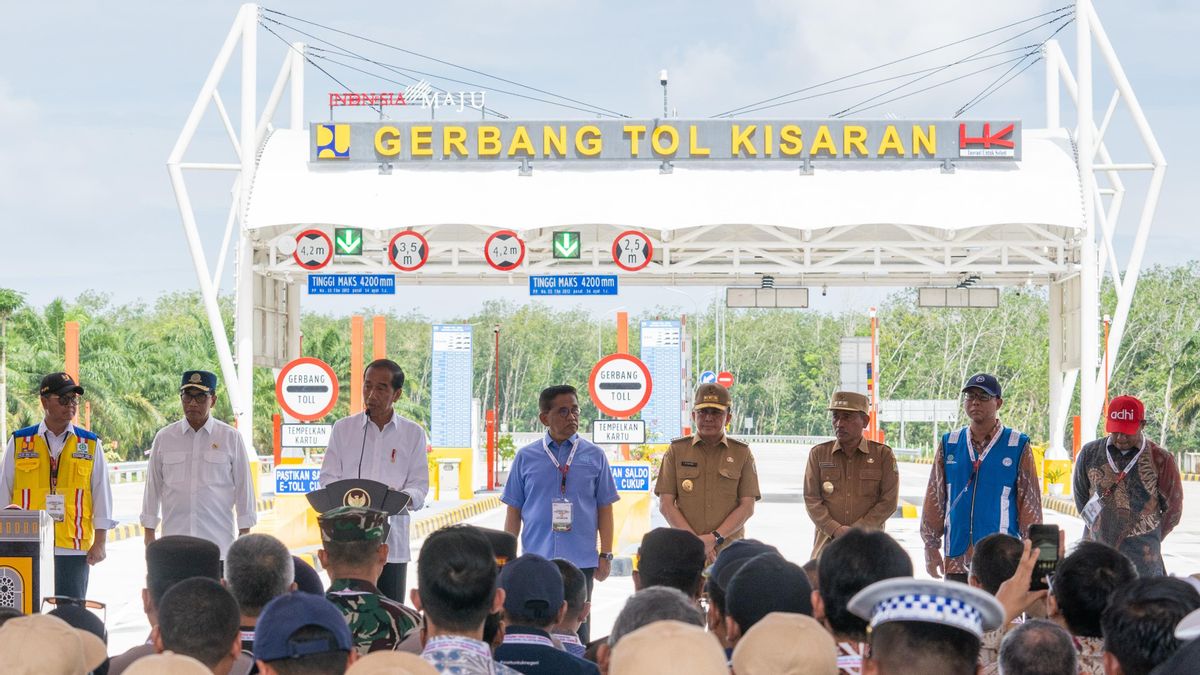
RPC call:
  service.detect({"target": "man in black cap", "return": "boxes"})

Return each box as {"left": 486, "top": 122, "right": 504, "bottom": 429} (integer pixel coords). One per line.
{"left": 702, "top": 539, "right": 778, "bottom": 658}
{"left": 494, "top": 553, "right": 599, "bottom": 675}
{"left": 920, "top": 372, "right": 1042, "bottom": 583}
{"left": 109, "top": 535, "right": 222, "bottom": 674}
{"left": 1, "top": 372, "right": 116, "bottom": 599}
{"left": 141, "top": 370, "right": 257, "bottom": 561}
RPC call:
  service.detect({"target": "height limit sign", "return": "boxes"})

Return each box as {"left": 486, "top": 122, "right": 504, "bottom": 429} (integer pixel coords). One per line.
{"left": 589, "top": 354, "right": 653, "bottom": 418}
{"left": 612, "top": 230, "right": 653, "bottom": 272}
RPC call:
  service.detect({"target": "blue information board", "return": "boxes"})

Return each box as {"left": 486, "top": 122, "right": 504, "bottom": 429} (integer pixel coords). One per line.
{"left": 529, "top": 275, "right": 619, "bottom": 296}
{"left": 274, "top": 467, "right": 322, "bottom": 495}
{"left": 610, "top": 463, "right": 652, "bottom": 492}
{"left": 640, "top": 320, "right": 683, "bottom": 442}
{"left": 307, "top": 274, "right": 396, "bottom": 295}
{"left": 431, "top": 325, "right": 473, "bottom": 448}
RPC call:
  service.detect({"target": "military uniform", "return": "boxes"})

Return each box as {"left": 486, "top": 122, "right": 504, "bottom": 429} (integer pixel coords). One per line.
{"left": 804, "top": 392, "right": 900, "bottom": 559}
{"left": 654, "top": 384, "right": 760, "bottom": 548}
{"left": 319, "top": 506, "right": 421, "bottom": 655}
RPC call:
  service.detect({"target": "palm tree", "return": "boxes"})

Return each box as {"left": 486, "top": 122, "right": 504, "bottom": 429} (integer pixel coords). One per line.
{"left": 0, "top": 288, "right": 26, "bottom": 444}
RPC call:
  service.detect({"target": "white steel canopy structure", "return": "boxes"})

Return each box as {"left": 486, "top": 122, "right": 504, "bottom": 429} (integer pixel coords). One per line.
{"left": 169, "top": 2, "right": 1165, "bottom": 461}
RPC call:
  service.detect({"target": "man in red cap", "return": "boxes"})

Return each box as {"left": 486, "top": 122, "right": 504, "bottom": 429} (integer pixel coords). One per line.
{"left": 1073, "top": 395, "right": 1183, "bottom": 576}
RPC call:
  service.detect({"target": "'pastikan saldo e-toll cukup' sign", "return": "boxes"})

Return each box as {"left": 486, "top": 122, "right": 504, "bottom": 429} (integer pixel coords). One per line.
{"left": 311, "top": 119, "right": 1021, "bottom": 163}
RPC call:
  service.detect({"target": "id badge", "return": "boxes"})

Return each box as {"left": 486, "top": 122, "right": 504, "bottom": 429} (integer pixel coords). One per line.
{"left": 45, "top": 494, "right": 66, "bottom": 522}
{"left": 1081, "top": 492, "right": 1103, "bottom": 528}
{"left": 551, "top": 498, "right": 573, "bottom": 532}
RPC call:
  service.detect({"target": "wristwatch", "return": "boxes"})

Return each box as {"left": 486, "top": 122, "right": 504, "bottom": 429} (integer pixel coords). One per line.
{"left": 599, "top": 552, "right": 614, "bottom": 560}
{"left": 712, "top": 531, "right": 726, "bottom": 546}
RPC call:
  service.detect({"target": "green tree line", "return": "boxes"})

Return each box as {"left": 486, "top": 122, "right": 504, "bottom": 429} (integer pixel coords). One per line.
{"left": 2, "top": 263, "right": 1198, "bottom": 460}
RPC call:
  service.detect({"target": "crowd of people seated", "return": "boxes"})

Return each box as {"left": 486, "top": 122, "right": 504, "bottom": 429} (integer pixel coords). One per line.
{"left": 3, "top": 516, "right": 1200, "bottom": 675}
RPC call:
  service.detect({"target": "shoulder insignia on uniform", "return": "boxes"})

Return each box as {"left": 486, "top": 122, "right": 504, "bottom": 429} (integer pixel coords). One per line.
{"left": 670, "top": 435, "right": 691, "bottom": 444}
{"left": 726, "top": 436, "right": 749, "bottom": 447}
{"left": 75, "top": 427, "right": 99, "bottom": 442}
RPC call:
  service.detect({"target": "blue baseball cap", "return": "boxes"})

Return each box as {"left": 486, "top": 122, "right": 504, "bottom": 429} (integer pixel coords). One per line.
{"left": 704, "top": 539, "right": 779, "bottom": 592}
{"left": 254, "top": 592, "right": 352, "bottom": 662}
{"left": 498, "top": 553, "right": 565, "bottom": 622}
{"left": 962, "top": 373, "right": 1001, "bottom": 398}
{"left": 180, "top": 370, "right": 218, "bottom": 393}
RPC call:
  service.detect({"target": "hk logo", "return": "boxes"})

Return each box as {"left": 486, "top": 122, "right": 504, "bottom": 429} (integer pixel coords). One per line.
{"left": 1111, "top": 409, "right": 1136, "bottom": 421}
{"left": 315, "top": 123, "right": 350, "bottom": 159}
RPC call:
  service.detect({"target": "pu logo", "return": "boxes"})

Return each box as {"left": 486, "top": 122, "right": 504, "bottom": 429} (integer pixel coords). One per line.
{"left": 316, "top": 123, "right": 350, "bottom": 159}
{"left": 1110, "top": 408, "right": 1136, "bottom": 421}
{"left": 975, "top": 376, "right": 985, "bottom": 383}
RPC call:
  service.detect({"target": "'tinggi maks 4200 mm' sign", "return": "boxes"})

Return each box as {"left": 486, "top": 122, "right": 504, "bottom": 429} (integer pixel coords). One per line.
{"left": 311, "top": 119, "right": 1020, "bottom": 163}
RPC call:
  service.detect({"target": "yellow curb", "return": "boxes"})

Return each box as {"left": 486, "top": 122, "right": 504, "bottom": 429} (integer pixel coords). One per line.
{"left": 898, "top": 457, "right": 935, "bottom": 465}
{"left": 1041, "top": 494, "right": 1079, "bottom": 518}
{"left": 1183, "top": 473, "right": 1200, "bottom": 482}
{"left": 409, "top": 495, "right": 504, "bottom": 542}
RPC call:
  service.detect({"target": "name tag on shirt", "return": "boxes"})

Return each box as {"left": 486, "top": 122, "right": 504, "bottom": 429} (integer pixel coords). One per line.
{"left": 45, "top": 494, "right": 66, "bottom": 522}
{"left": 551, "top": 498, "right": 573, "bottom": 532}
{"left": 681, "top": 461, "right": 699, "bottom": 467}
{"left": 1081, "top": 492, "right": 1103, "bottom": 527}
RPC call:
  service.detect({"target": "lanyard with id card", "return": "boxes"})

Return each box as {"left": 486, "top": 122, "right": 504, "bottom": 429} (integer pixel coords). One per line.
{"left": 544, "top": 437, "right": 578, "bottom": 533}
{"left": 45, "top": 451, "right": 66, "bottom": 522}
{"left": 1084, "top": 438, "right": 1146, "bottom": 528}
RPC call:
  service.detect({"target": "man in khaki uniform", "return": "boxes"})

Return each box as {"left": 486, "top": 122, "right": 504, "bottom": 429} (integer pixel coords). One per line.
{"left": 655, "top": 383, "right": 760, "bottom": 561}
{"left": 803, "top": 391, "right": 899, "bottom": 559}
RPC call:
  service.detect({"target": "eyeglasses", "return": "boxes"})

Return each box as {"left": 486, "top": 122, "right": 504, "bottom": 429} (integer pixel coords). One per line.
{"left": 553, "top": 407, "right": 581, "bottom": 418}
{"left": 51, "top": 395, "right": 81, "bottom": 407}
{"left": 695, "top": 408, "right": 726, "bottom": 418}
{"left": 962, "top": 393, "right": 996, "bottom": 403}
{"left": 181, "top": 390, "right": 213, "bottom": 403}
{"left": 41, "top": 596, "right": 107, "bottom": 625}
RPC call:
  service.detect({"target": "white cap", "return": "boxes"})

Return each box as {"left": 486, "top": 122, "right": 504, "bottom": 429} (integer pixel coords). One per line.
{"left": 848, "top": 577, "right": 1004, "bottom": 638}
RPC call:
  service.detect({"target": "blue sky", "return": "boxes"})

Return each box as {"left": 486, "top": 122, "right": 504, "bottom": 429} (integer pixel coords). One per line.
{"left": 1, "top": 1, "right": 1195, "bottom": 317}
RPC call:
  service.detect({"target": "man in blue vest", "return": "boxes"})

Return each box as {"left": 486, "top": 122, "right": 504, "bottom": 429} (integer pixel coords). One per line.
{"left": 920, "top": 373, "right": 1042, "bottom": 583}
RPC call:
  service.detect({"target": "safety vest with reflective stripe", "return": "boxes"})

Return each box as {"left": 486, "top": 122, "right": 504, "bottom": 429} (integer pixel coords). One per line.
{"left": 10, "top": 424, "right": 98, "bottom": 550}
{"left": 943, "top": 425, "right": 1027, "bottom": 558}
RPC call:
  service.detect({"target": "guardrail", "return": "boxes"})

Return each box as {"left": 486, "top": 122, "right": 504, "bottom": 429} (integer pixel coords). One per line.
{"left": 502, "top": 431, "right": 833, "bottom": 447}
{"left": 109, "top": 457, "right": 275, "bottom": 484}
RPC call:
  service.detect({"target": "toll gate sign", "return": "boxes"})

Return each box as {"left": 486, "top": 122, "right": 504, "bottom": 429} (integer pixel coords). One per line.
{"left": 589, "top": 354, "right": 653, "bottom": 418}
{"left": 275, "top": 357, "right": 339, "bottom": 422}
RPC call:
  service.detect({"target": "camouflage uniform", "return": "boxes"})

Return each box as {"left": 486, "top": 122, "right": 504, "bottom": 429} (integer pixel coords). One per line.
{"left": 319, "top": 505, "right": 421, "bottom": 654}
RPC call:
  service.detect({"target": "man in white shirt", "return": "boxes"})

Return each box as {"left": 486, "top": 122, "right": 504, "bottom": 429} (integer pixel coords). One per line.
{"left": 0, "top": 372, "right": 117, "bottom": 599}
{"left": 320, "top": 359, "right": 430, "bottom": 603}
{"left": 140, "top": 370, "right": 258, "bottom": 560}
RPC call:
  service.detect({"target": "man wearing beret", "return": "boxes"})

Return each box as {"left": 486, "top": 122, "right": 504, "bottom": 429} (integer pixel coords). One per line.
{"left": 319, "top": 505, "right": 421, "bottom": 654}
{"left": 141, "top": 370, "right": 257, "bottom": 560}
{"left": 1, "top": 372, "right": 116, "bottom": 599}
{"left": 655, "top": 383, "right": 760, "bottom": 562}
{"left": 1073, "top": 395, "right": 1183, "bottom": 576}
{"left": 804, "top": 391, "right": 899, "bottom": 559}
{"left": 921, "top": 373, "right": 1042, "bottom": 583}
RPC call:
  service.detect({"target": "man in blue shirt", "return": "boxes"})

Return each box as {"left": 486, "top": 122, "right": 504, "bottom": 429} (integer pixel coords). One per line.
{"left": 502, "top": 384, "right": 620, "bottom": 643}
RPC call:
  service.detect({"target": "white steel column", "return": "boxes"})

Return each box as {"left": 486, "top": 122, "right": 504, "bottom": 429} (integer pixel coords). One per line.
{"left": 1076, "top": 0, "right": 1100, "bottom": 444}
{"left": 1045, "top": 40, "right": 1060, "bottom": 130}
{"left": 290, "top": 42, "right": 305, "bottom": 130}
{"left": 235, "top": 8, "right": 257, "bottom": 450}
{"left": 1047, "top": 281, "right": 1066, "bottom": 456}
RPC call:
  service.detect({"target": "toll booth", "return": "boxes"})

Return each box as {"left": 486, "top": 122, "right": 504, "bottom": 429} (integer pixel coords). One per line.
{"left": 0, "top": 510, "right": 54, "bottom": 614}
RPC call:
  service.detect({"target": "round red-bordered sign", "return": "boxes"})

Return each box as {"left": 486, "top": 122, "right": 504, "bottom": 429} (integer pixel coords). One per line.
{"left": 388, "top": 230, "right": 430, "bottom": 272}
{"left": 717, "top": 371, "right": 735, "bottom": 388}
{"left": 611, "top": 230, "right": 654, "bottom": 272}
{"left": 484, "top": 230, "right": 526, "bottom": 272}
{"left": 275, "top": 357, "right": 340, "bottom": 422}
{"left": 294, "top": 229, "right": 334, "bottom": 270}
{"left": 588, "top": 353, "right": 654, "bottom": 419}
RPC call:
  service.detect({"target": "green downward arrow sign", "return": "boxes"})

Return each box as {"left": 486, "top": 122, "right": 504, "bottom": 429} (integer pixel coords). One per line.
{"left": 553, "top": 231, "right": 581, "bottom": 259}
{"left": 334, "top": 227, "right": 362, "bottom": 255}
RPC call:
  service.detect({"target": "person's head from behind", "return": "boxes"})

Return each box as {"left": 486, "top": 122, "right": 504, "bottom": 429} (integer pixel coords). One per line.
{"left": 609, "top": 620, "right": 727, "bottom": 675}
{"left": 731, "top": 612, "right": 837, "bottom": 675}
{"left": 815, "top": 529, "right": 912, "bottom": 641}
{"left": 1101, "top": 576, "right": 1200, "bottom": 675}
{"left": 144, "top": 535, "right": 221, "bottom": 625}
{"left": 849, "top": 578, "right": 1004, "bottom": 675}
{"left": 725, "top": 553, "right": 812, "bottom": 645}
{"left": 413, "top": 525, "right": 502, "bottom": 636}
{"left": 998, "top": 619, "right": 1076, "bottom": 675}
{"left": 968, "top": 532, "right": 1023, "bottom": 595}
{"left": 224, "top": 533, "right": 296, "bottom": 619}
{"left": 634, "top": 527, "right": 706, "bottom": 599}
{"left": 0, "top": 606, "right": 23, "bottom": 627}
{"left": 598, "top": 586, "right": 703, "bottom": 673}
{"left": 48, "top": 604, "right": 109, "bottom": 675}
{"left": 552, "top": 558, "right": 590, "bottom": 634}
{"left": 1048, "top": 540, "right": 1135, "bottom": 638}
{"left": 154, "top": 577, "right": 241, "bottom": 673}
{"left": 255, "top": 592, "right": 357, "bottom": 675}
{"left": 317, "top": 506, "right": 391, "bottom": 583}
{"left": 702, "top": 539, "right": 778, "bottom": 643}
{"left": 498, "top": 553, "right": 565, "bottom": 630}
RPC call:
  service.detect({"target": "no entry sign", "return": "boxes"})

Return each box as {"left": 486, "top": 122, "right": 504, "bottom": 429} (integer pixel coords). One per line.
{"left": 275, "top": 357, "right": 339, "bottom": 422}
{"left": 717, "top": 371, "right": 735, "bottom": 388}
{"left": 589, "top": 354, "right": 653, "bottom": 418}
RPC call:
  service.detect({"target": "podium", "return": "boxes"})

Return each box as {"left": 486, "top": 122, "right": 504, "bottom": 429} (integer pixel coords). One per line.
{"left": 0, "top": 510, "right": 54, "bottom": 614}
